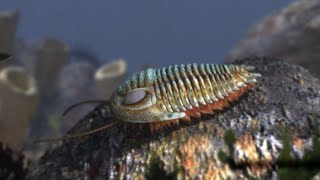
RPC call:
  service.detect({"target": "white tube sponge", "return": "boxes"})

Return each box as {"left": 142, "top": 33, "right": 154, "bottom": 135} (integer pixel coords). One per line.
{"left": 94, "top": 59, "right": 127, "bottom": 100}
{"left": 0, "top": 66, "right": 38, "bottom": 150}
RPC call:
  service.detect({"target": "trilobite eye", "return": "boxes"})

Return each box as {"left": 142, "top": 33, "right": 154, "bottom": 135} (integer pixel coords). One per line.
{"left": 123, "top": 89, "right": 147, "bottom": 105}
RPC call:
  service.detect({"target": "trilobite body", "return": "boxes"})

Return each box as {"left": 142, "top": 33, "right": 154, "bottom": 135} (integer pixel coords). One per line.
{"left": 109, "top": 63, "right": 260, "bottom": 131}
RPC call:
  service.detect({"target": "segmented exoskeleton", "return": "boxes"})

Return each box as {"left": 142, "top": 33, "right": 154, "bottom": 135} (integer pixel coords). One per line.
{"left": 34, "top": 63, "right": 260, "bottom": 143}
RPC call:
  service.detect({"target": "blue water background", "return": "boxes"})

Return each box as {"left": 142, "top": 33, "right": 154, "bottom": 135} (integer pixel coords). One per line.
{"left": 2, "top": 1, "right": 292, "bottom": 73}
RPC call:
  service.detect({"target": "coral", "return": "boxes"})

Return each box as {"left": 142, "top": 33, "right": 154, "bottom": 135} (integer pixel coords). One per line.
{"left": 0, "top": 66, "right": 38, "bottom": 150}
{"left": 94, "top": 59, "right": 127, "bottom": 100}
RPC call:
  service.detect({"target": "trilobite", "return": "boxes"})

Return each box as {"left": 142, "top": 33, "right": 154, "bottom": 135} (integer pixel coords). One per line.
{"left": 35, "top": 63, "right": 261, "bottom": 143}
{"left": 110, "top": 63, "right": 260, "bottom": 131}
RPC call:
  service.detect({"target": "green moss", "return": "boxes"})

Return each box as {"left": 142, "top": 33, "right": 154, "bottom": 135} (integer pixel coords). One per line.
{"left": 48, "top": 113, "right": 61, "bottom": 133}
{"left": 278, "top": 128, "right": 292, "bottom": 162}
{"left": 218, "top": 151, "right": 229, "bottom": 163}
{"left": 223, "top": 130, "right": 235, "bottom": 154}
{"left": 308, "top": 117, "right": 320, "bottom": 160}
{"left": 277, "top": 117, "right": 320, "bottom": 180}
{"left": 218, "top": 130, "right": 238, "bottom": 168}
{"left": 277, "top": 128, "right": 293, "bottom": 179}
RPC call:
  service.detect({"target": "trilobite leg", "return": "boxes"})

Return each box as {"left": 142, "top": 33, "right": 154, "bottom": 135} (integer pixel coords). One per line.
{"left": 199, "top": 104, "right": 214, "bottom": 114}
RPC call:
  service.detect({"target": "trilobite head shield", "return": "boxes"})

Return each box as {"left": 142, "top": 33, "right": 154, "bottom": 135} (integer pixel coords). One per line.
{"left": 109, "top": 68, "right": 185, "bottom": 123}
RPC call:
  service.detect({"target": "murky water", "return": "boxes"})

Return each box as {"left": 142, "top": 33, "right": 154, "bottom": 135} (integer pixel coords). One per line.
{"left": 2, "top": 1, "right": 292, "bottom": 72}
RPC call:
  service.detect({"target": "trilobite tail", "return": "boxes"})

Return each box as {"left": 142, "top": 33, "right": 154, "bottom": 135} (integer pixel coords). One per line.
{"left": 181, "top": 67, "right": 261, "bottom": 122}
{"left": 212, "top": 70, "right": 260, "bottom": 108}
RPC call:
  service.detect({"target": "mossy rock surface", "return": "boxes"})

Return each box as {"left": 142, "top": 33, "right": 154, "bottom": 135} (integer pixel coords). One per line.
{"left": 27, "top": 57, "right": 320, "bottom": 179}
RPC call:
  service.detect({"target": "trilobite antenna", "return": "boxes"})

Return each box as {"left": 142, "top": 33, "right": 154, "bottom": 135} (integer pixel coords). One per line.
{"left": 33, "top": 120, "right": 120, "bottom": 143}
{"left": 62, "top": 100, "right": 108, "bottom": 116}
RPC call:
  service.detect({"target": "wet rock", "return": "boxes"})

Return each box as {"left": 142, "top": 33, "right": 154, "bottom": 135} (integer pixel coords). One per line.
{"left": 27, "top": 58, "right": 320, "bottom": 179}
{"left": 0, "top": 142, "right": 29, "bottom": 179}
{"left": 226, "top": 0, "right": 320, "bottom": 78}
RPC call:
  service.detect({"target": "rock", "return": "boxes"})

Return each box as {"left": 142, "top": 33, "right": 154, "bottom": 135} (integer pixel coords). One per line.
{"left": 94, "top": 59, "right": 127, "bottom": 100}
{"left": 0, "top": 66, "right": 38, "bottom": 150}
{"left": 27, "top": 58, "right": 320, "bottom": 179}
{"left": 0, "top": 142, "right": 29, "bottom": 180}
{"left": 226, "top": 0, "right": 320, "bottom": 79}
{"left": 0, "top": 9, "right": 19, "bottom": 54}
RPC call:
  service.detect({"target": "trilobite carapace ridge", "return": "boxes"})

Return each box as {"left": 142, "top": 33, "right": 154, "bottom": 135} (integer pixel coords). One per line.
{"left": 109, "top": 63, "right": 261, "bottom": 130}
